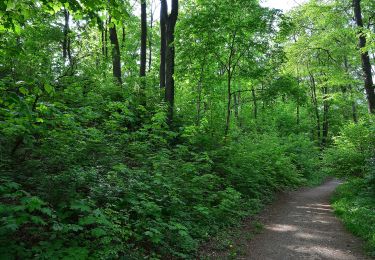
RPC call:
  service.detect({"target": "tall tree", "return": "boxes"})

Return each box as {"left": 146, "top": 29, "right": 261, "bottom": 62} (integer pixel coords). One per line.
{"left": 62, "top": 8, "right": 72, "bottom": 65}
{"left": 109, "top": 18, "right": 122, "bottom": 84}
{"left": 353, "top": 0, "right": 375, "bottom": 113}
{"left": 105, "top": 20, "right": 108, "bottom": 58}
{"left": 140, "top": 0, "right": 147, "bottom": 79}
{"left": 159, "top": 0, "right": 167, "bottom": 88}
{"left": 321, "top": 86, "right": 330, "bottom": 147}
{"left": 165, "top": 0, "right": 179, "bottom": 124}
{"left": 148, "top": 0, "right": 155, "bottom": 72}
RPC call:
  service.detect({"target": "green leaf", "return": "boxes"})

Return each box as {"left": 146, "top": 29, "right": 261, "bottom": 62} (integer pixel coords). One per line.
{"left": 91, "top": 228, "right": 107, "bottom": 237}
{"left": 13, "top": 23, "right": 21, "bottom": 34}
{"left": 19, "top": 87, "right": 28, "bottom": 95}
{"left": 30, "top": 215, "right": 47, "bottom": 225}
{"left": 21, "top": 197, "right": 45, "bottom": 212}
{"left": 79, "top": 215, "right": 96, "bottom": 225}
{"left": 70, "top": 200, "right": 91, "bottom": 212}
{"left": 44, "top": 84, "right": 54, "bottom": 94}
{"left": 6, "top": 1, "right": 16, "bottom": 11}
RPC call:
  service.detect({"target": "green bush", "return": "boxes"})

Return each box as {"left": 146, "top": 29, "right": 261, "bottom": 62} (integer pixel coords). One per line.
{"left": 323, "top": 119, "right": 375, "bottom": 178}
{"left": 332, "top": 178, "right": 375, "bottom": 257}
{"left": 326, "top": 117, "right": 375, "bottom": 257}
{"left": 0, "top": 119, "right": 311, "bottom": 258}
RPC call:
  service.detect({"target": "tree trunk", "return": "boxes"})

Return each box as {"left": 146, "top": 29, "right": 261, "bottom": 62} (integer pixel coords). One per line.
{"left": 321, "top": 87, "right": 329, "bottom": 148}
{"left": 238, "top": 91, "right": 242, "bottom": 127}
{"left": 261, "top": 82, "right": 265, "bottom": 109}
{"left": 105, "top": 20, "right": 108, "bottom": 58}
{"left": 233, "top": 92, "right": 239, "bottom": 120}
{"left": 109, "top": 18, "right": 122, "bottom": 84}
{"left": 309, "top": 72, "right": 321, "bottom": 142}
{"left": 63, "top": 9, "right": 71, "bottom": 65}
{"left": 251, "top": 87, "right": 257, "bottom": 119}
{"left": 353, "top": 0, "right": 375, "bottom": 113}
{"left": 122, "top": 26, "right": 126, "bottom": 47}
{"left": 224, "top": 71, "right": 232, "bottom": 136}
{"left": 140, "top": 0, "right": 147, "bottom": 79}
{"left": 159, "top": 0, "right": 167, "bottom": 88}
{"left": 101, "top": 23, "right": 105, "bottom": 56}
{"left": 148, "top": 3, "right": 154, "bottom": 72}
{"left": 165, "top": 0, "right": 178, "bottom": 124}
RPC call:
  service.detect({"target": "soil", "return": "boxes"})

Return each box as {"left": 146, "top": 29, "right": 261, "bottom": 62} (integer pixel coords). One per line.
{"left": 199, "top": 179, "right": 371, "bottom": 260}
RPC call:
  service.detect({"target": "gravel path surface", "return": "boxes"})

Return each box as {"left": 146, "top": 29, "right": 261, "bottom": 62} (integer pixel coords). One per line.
{"left": 245, "top": 179, "right": 370, "bottom": 260}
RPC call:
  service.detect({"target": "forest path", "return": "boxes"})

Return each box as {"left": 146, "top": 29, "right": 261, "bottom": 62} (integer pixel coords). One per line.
{"left": 243, "top": 179, "right": 370, "bottom": 260}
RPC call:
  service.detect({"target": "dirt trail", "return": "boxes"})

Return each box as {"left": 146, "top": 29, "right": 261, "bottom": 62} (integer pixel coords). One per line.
{"left": 244, "top": 179, "right": 370, "bottom": 260}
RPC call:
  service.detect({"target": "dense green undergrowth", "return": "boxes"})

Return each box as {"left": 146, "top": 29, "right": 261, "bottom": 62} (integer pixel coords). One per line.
{"left": 0, "top": 108, "right": 319, "bottom": 259}
{"left": 332, "top": 178, "right": 375, "bottom": 257}
{"left": 325, "top": 119, "right": 375, "bottom": 256}
{"left": 0, "top": 80, "right": 322, "bottom": 258}
{"left": 1, "top": 0, "right": 374, "bottom": 258}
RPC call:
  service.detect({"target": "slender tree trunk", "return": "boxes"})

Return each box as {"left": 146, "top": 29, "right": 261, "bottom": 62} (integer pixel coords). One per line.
{"left": 261, "top": 82, "right": 265, "bottom": 109}
{"left": 225, "top": 71, "right": 232, "bottom": 136}
{"left": 296, "top": 72, "right": 301, "bottom": 126}
{"left": 140, "top": 0, "right": 147, "bottom": 79}
{"left": 233, "top": 92, "right": 239, "bottom": 121}
{"left": 159, "top": 0, "right": 167, "bottom": 88}
{"left": 105, "top": 20, "right": 108, "bottom": 58}
{"left": 238, "top": 91, "right": 242, "bottom": 127}
{"left": 148, "top": 3, "right": 154, "bottom": 72}
{"left": 109, "top": 18, "right": 122, "bottom": 84}
{"left": 63, "top": 9, "right": 71, "bottom": 65}
{"left": 165, "top": 0, "right": 178, "bottom": 124}
{"left": 252, "top": 87, "right": 257, "bottom": 119}
{"left": 309, "top": 72, "right": 321, "bottom": 142}
{"left": 353, "top": 0, "right": 375, "bottom": 113}
{"left": 321, "top": 87, "right": 329, "bottom": 148}
{"left": 122, "top": 26, "right": 126, "bottom": 47}
{"left": 101, "top": 23, "right": 105, "bottom": 56}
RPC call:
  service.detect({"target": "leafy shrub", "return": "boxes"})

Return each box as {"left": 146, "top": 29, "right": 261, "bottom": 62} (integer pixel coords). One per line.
{"left": 282, "top": 134, "right": 323, "bottom": 185}
{"left": 332, "top": 178, "right": 375, "bottom": 257}
{"left": 323, "top": 118, "right": 375, "bottom": 178}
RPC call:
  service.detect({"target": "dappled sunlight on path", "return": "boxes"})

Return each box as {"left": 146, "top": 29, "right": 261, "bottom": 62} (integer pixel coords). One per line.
{"left": 244, "top": 180, "right": 369, "bottom": 260}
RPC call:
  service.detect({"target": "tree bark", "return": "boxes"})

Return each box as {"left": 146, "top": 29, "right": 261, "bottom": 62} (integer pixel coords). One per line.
{"left": 63, "top": 9, "right": 71, "bottom": 65}
{"left": 105, "top": 20, "right": 108, "bottom": 58}
{"left": 252, "top": 87, "right": 257, "bottom": 119}
{"left": 309, "top": 72, "right": 321, "bottom": 142}
{"left": 148, "top": 2, "right": 154, "bottom": 72}
{"left": 165, "top": 0, "right": 178, "bottom": 124}
{"left": 109, "top": 18, "right": 122, "bottom": 84}
{"left": 321, "top": 87, "right": 329, "bottom": 148}
{"left": 224, "top": 70, "right": 232, "bottom": 136}
{"left": 159, "top": 0, "right": 167, "bottom": 88}
{"left": 101, "top": 22, "right": 105, "bottom": 56}
{"left": 233, "top": 92, "right": 239, "bottom": 120}
{"left": 122, "top": 26, "right": 126, "bottom": 47}
{"left": 353, "top": 0, "right": 375, "bottom": 113}
{"left": 140, "top": 0, "right": 147, "bottom": 79}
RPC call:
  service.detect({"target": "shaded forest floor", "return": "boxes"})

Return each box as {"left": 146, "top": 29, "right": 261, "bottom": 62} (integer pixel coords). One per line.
{"left": 200, "top": 179, "right": 370, "bottom": 260}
